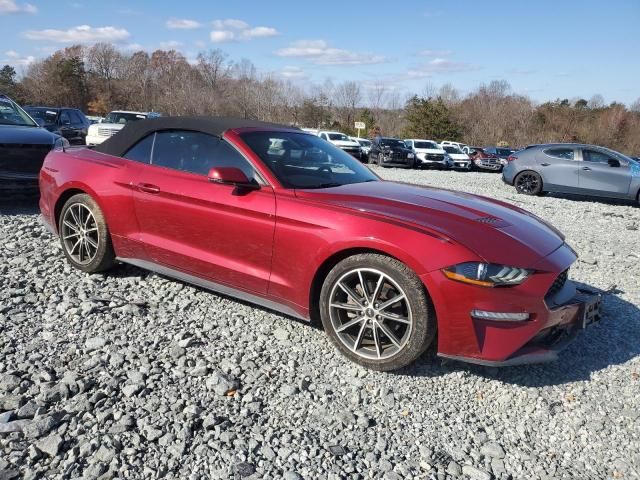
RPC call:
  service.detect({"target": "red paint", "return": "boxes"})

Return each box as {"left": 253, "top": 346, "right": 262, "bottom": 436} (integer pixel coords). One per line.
{"left": 39, "top": 128, "right": 584, "bottom": 364}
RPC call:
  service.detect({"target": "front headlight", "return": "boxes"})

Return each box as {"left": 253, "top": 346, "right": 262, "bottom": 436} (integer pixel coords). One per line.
{"left": 442, "top": 262, "right": 532, "bottom": 287}
{"left": 53, "top": 136, "right": 70, "bottom": 152}
{"left": 407, "top": 153, "right": 415, "bottom": 159}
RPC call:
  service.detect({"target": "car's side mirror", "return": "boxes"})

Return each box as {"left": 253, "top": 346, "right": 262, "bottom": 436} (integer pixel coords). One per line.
{"left": 608, "top": 158, "right": 620, "bottom": 168}
{"left": 208, "top": 167, "right": 259, "bottom": 190}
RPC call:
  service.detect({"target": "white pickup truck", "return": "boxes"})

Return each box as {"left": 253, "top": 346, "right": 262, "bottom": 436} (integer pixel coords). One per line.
{"left": 86, "top": 111, "right": 161, "bottom": 146}
{"left": 312, "top": 130, "right": 362, "bottom": 160}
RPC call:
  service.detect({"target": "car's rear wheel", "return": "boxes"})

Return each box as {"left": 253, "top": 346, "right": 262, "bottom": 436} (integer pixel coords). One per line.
{"left": 59, "top": 193, "right": 115, "bottom": 273}
{"left": 514, "top": 171, "right": 543, "bottom": 195}
{"left": 319, "top": 253, "right": 436, "bottom": 371}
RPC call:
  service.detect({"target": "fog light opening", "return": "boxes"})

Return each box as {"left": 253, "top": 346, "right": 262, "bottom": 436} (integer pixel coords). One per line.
{"left": 471, "top": 310, "right": 530, "bottom": 322}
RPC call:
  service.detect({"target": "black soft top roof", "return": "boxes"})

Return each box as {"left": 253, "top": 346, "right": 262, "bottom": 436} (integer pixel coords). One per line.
{"left": 94, "top": 116, "right": 298, "bottom": 157}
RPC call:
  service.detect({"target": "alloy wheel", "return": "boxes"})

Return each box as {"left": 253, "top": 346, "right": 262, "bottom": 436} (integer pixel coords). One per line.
{"left": 516, "top": 172, "right": 539, "bottom": 194}
{"left": 328, "top": 268, "right": 413, "bottom": 360}
{"left": 61, "top": 203, "right": 100, "bottom": 265}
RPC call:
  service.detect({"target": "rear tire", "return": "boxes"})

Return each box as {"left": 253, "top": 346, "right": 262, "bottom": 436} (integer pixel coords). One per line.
{"left": 514, "top": 171, "right": 543, "bottom": 196}
{"left": 319, "top": 253, "right": 436, "bottom": 371}
{"left": 58, "top": 193, "right": 115, "bottom": 273}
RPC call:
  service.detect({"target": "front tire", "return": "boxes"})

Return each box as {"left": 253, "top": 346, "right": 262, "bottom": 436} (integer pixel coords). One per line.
{"left": 319, "top": 254, "right": 436, "bottom": 371}
{"left": 58, "top": 193, "right": 115, "bottom": 273}
{"left": 514, "top": 171, "right": 543, "bottom": 196}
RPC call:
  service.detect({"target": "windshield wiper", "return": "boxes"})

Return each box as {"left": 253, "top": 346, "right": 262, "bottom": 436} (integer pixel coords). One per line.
{"left": 305, "top": 182, "right": 344, "bottom": 189}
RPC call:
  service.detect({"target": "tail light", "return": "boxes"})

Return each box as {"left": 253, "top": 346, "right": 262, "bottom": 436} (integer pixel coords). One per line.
{"left": 507, "top": 155, "right": 518, "bottom": 162}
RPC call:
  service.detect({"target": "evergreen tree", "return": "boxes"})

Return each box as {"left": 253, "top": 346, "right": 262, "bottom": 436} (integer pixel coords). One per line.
{"left": 403, "top": 95, "right": 462, "bottom": 141}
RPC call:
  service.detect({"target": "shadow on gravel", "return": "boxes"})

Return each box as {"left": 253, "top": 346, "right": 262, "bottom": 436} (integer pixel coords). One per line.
{"left": 0, "top": 194, "right": 40, "bottom": 216}
{"left": 543, "top": 192, "right": 638, "bottom": 207}
{"left": 108, "top": 262, "right": 317, "bottom": 329}
{"left": 401, "top": 281, "right": 640, "bottom": 386}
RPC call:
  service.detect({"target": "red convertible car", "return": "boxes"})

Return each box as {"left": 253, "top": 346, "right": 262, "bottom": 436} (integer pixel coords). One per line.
{"left": 39, "top": 117, "right": 603, "bottom": 371}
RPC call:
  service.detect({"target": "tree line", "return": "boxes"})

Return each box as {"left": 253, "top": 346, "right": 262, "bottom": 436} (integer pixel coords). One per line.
{"left": 1, "top": 43, "right": 639, "bottom": 155}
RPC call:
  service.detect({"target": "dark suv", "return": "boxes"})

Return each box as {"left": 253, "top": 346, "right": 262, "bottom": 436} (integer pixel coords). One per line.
{"left": 369, "top": 137, "right": 415, "bottom": 168}
{"left": 24, "top": 107, "right": 90, "bottom": 145}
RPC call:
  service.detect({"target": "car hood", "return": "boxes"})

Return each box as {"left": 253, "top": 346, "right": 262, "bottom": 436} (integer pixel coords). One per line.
{"left": 89, "top": 123, "right": 126, "bottom": 130}
{"left": 448, "top": 153, "right": 469, "bottom": 160}
{"left": 296, "top": 181, "right": 565, "bottom": 265}
{"left": 331, "top": 140, "right": 360, "bottom": 147}
{"left": 0, "top": 125, "right": 58, "bottom": 144}
{"left": 414, "top": 148, "right": 446, "bottom": 155}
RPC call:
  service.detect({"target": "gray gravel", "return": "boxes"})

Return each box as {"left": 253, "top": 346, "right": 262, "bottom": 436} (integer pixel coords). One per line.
{"left": 1, "top": 169, "right": 639, "bottom": 480}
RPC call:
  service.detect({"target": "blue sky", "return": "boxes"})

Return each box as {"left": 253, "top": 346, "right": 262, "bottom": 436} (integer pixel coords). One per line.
{"left": 1, "top": 0, "right": 639, "bottom": 104}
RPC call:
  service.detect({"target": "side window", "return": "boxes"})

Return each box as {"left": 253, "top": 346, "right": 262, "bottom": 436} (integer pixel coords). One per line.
{"left": 73, "top": 110, "right": 87, "bottom": 125}
{"left": 320, "top": 133, "right": 327, "bottom": 140}
{"left": 152, "top": 130, "right": 218, "bottom": 173}
{"left": 151, "top": 130, "right": 256, "bottom": 179}
{"left": 214, "top": 141, "right": 257, "bottom": 181}
{"left": 68, "top": 110, "right": 82, "bottom": 125}
{"left": 59, "top": 111, "right": 71, "bottom": 125}
{"left": 544, "top": 148, "right": 574, "bottom": 160}
{"left": 123, "top": 133, "right": 154, "bottom": 164}
{"left": 405, "top": 141, "right": 412, "bottom": 148}
{"left": 583, "top": 150, "right": 610, "bottom": 163}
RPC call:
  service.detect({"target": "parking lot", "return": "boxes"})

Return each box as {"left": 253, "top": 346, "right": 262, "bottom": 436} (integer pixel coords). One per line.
{"left": 1, "top": 168, "right": 639, "bottom": 480}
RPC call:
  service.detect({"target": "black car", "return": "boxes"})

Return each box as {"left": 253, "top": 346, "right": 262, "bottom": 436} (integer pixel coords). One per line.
{"left": 25, "top": 106, "right": 90, "bottom": 145}
{"left": 369, "top": 137, "right": 415, "bottom": 168}
{"left": 0, "top": 95, "right": 67, "bottom": 193}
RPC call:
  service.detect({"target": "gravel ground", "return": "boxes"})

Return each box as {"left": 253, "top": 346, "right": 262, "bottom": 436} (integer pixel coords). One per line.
{"left": 1, "top": 169, "right": 639, "bottom": 480}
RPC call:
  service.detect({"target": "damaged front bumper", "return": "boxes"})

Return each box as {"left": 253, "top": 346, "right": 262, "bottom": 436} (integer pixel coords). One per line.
{"left": 438, "top": 286, "right": 606, "bottom": 367}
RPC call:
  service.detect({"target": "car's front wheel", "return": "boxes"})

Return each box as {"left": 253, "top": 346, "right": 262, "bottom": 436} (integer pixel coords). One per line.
{"left": 514, "top": 171, "right": 543, "bottom": 195}
{"left": 58, "top": 193, "right": 115, "bottom": 273}
{"left": 320, "top": 253, "right": 436, "bottom": 371}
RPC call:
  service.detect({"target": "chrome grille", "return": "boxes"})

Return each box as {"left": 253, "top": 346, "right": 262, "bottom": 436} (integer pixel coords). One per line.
{"left": 97, "top": 127, "right": 120, "bottom": 137}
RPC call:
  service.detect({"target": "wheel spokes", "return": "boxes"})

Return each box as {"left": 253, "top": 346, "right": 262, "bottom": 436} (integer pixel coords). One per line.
{"left": 379, "top": 311, "right": 411, "bottom": 325}
{"left": 62, "top": 203, "right": 99, "bottom": 265}
{"left": 353, "top": 320, "right": 368, "bottom": 351}
{"left": 329, "top": 268, "right": 413, "bottom": 361}
{"left": 371, "top": 274, "right": 384, "bottom": 303}
{"left": 357, "top": 271, "right": 370, "bottom": 303}
{"left": 377, "top": 321, "right": 402, "bottom": 348}
{"left": 336, "top": 315, "right": 365, "bottom": 333}
{"left": 331, "top": 302, "right": 363, "bottom": 312}
{"left": 378, "top": 293, "right": 405, "bottom": 312}
{"left": 338, "top": 281, "right": 365, "bottom": 306}
{"left": 372, "top": 323, "right": 383, "bottom": 358}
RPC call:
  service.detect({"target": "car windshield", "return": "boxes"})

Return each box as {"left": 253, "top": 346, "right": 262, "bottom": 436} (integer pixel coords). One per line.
{"left": 328, "top": 133, "right": 350, "bottom": 141}
{"left": 443, "top": 146, "right": 461, "bottom": 154}
{"left": 104, "top": 112, "right": 147, "bottom": 124}
{"left": 496, "top": 148, "right": 513, "bottom": 156}
{"left": 380, "top": 138, "right": 405, "bottom": 148}
{"left": 0, "top": 96, "right": 38, "bottom": 127}
{"left": 240, "top": 131, "right": 378, "bottom": 189}
{"left": 414, "top": 141, "right": 438, "bottom": 149}
{"left": 25, "top": 108, "right": 58, "bottom": 125}
{"left": 357, "top": 139, "right": 371, "bottom": 146}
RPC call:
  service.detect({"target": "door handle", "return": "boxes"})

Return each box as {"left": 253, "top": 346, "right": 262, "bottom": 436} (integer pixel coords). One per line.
{"left": 137, "top": 183, "right": 160, "bottom": 194}
{"left": 582, "top": 167, "right": 592, "bottom": 171}
{"left": 540, "top": 163, "right": 550, "bottom": 166}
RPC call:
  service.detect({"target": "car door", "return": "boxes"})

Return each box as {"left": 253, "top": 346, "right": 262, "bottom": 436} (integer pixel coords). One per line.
{"left": 536, "top": 147, "right": 580, "bottom": 191}
{"left": 130, "top": 130, "right": 276, "bottom": 294}
{"left": 579, "top": 148, "right": 632, "bottom": 196}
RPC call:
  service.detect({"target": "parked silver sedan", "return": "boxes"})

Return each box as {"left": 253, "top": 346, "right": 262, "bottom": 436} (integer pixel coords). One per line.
{"left": 502, "top": 143, "right": 640, "bottom": 205}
